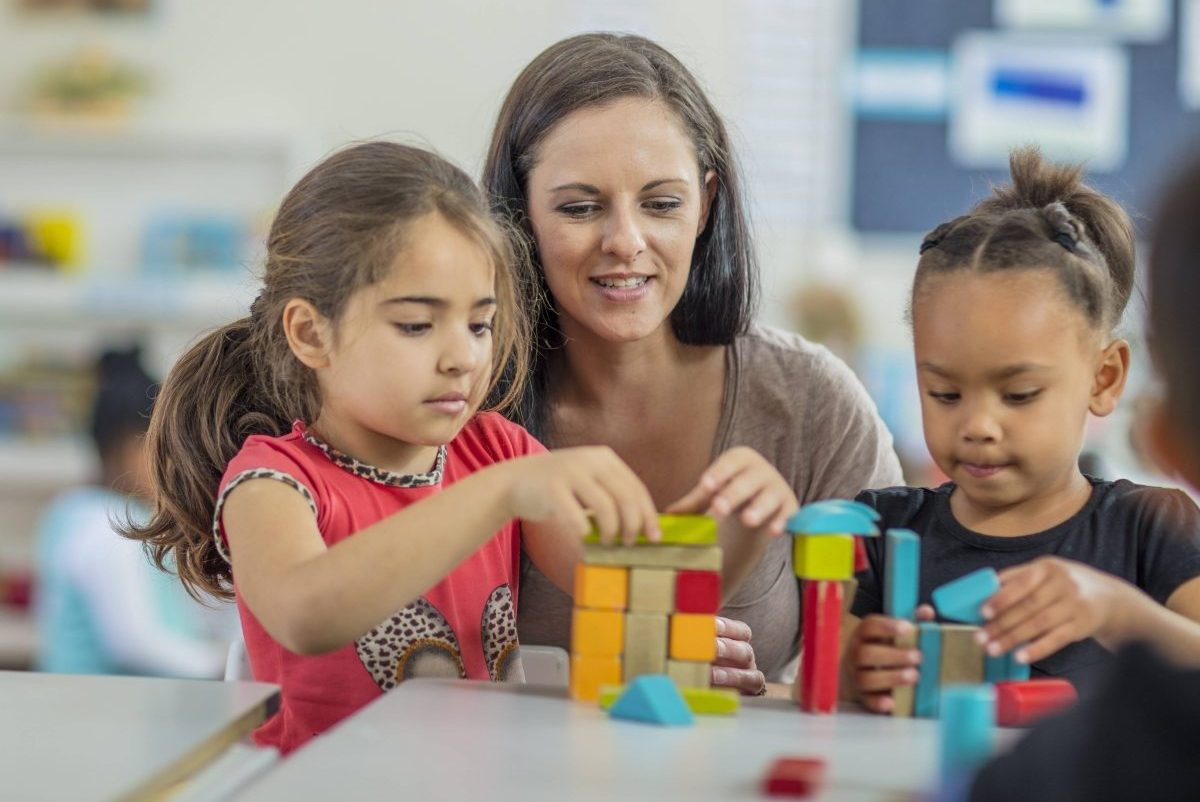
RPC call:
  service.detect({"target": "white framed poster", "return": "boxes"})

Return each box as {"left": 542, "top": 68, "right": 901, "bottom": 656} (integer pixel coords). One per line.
{"left": 949, "top": 32, "right": 1129, "bottom": 172}
{"left": 996, "top": 0, "right": 1171, "bottom": 43}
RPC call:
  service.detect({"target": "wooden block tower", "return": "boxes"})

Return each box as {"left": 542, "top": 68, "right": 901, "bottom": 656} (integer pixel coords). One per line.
{"left": 569, "top": 515, "right": 722, "bottom": 701}
{"left": 787, "top": 500, "right": 881, "bottom": 714}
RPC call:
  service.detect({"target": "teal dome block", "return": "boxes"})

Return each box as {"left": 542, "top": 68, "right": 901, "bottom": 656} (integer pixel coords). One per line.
{"left": 785, "top": 500, "right": 881, "bottom": 536}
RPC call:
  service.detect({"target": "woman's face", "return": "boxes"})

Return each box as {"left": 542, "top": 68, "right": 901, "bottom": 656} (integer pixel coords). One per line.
{"left": 525, "top": 97, "right": 715, "bottom": 345}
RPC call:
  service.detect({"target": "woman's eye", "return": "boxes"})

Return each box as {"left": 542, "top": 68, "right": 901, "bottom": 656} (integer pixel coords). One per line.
{"left": 928, "top": 391, "right": 960, "bottom": 404}
{"left": 560, "top": 203, "right": 599, "bottom": 218}
{"left": 394, "top": 323, "right": 431, "bottom": 335}
{"left": 470, "top": 321, "right": 494, "bottom": 336}
{"left": 644, "top": 198, "right": 683, "bottom": 213}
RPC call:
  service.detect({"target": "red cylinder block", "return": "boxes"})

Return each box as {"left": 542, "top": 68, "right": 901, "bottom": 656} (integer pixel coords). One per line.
{"left": 995, "top": 679, "right": 1077, "bottom": 726}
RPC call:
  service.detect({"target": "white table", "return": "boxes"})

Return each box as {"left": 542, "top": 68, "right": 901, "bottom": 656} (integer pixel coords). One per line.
{"left": 234, "top": 680, "right": 1020, "bottom": 801}
{"left": 0, "top": 671, "right": 280, "bottom": 802}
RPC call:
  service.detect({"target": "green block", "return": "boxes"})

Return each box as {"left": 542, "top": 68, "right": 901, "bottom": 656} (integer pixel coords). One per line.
{"left": 584, "top": 514, "right": 717, "bottom": 546}
{"left": 599, "top": 684, "right": 740, "bottom": 715}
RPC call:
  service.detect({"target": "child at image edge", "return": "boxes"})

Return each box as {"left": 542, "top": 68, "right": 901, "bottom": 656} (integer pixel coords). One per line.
{"left": 124, "top": 142, "right": 669, "bottom": 754}
{"left": 844, "top": 148, "right": 1200, "bottom": 711}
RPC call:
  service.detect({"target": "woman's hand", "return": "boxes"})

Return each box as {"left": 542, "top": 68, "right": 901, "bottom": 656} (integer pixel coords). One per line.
{"left": 979, "top": 557, "right": 1132, "bottom": 664}
{"left": 711, "top": 616, "right": 767, "bottom": 695}
{"left": 666, "top": 446, "right": 798, "bottom": 536}
{"left": 504, "top": 446, "right": 659, "bottom": 545}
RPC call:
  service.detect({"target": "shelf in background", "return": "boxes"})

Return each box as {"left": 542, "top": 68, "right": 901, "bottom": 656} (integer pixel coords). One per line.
{"left": 0, "top": 269, "right": 257, "bottom": 328}
{"left": 0, "top": 436, "right": 94, "bottom": 489}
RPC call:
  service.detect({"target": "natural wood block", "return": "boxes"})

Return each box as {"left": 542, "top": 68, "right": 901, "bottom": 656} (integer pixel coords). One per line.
{"left": 574, "top": 563, "right": 628, "bottom": 611}
{"left": 570, "top": 607, "right": 624, "bottom": 658}
{"left": 569, "top": 655, "right": 621, "bottom": 701}
{"left": 675, "top": 570, "right": 721, "bottom": 613}
{"left": 628, "top": 567, "right": 676, "bottom": 613}
{"left": 623, "top": 612, "right": 668, "bottom": 681}
{"left": 940, "top": 624, "right": 985, "bottom": 687}
{"left": 891, "top": 629, "right": 917, "bottom": 717}
{"left": 669, "top": 613, "right": 717, "bottom": 661}
{"left": 666, "top": 659, "right": 711, "bottom": 689}
{"left": 792, "top": 535, "right": 855, "bottom": 580}
{"left": 583, "top": 543, "right": 722, "bottom": 571}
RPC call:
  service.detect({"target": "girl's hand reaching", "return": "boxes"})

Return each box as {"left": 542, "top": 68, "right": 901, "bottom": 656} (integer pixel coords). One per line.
{"left": 979, "top": 556, "right": 1131, "bottom": 664}
{"left": 505, "top": 446, "right": 659, "bottom": 546}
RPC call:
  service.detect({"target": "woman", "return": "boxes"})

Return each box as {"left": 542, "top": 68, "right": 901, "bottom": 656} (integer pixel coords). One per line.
{"left": 484, "top": 33, "right": 902, "bottom": 693}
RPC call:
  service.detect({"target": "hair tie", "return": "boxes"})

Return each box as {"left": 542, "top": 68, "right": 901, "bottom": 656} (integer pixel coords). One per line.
{"left": 1042, "top": 202, "right": 1080, "bottom": 254}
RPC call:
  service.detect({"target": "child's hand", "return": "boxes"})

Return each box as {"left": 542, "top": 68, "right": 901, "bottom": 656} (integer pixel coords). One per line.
{"left": 665, "top": 446, "right": 798, "bottom": 536}
{"left": 506, "top": 446, "right": 659, "bottom": 546}
{"left": 844, "top": 614, "right": 922, "bottom": 714}
{"left": 979, "top": 556, "right": 1131, "bottom": 664}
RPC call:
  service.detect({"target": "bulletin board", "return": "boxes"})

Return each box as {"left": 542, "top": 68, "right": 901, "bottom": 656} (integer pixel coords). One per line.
{"left": 852, "top": 0, "right": 1200, "bottom": 232}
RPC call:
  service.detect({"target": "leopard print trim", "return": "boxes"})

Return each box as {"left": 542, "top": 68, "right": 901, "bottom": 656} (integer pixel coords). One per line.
{"left": 211, "top": 468, "right": 318, "bottom": 565}
{"left": 301, "top": 429, "right": 445, "bottom": 488}
{"left": 356, "top": 597, "right": 466, "bottom": 690}
{"left": 481, "top": 585, "right": 523, "bottom": 682}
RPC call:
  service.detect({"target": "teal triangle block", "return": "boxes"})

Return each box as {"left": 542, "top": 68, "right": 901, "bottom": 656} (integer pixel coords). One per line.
{"left": 609, "top": 675, "right": 694, "bottom": 726}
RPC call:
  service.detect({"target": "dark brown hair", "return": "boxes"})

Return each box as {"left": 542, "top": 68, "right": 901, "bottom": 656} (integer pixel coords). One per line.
{"left": 913, "top": 146, "right": 1135, "bottom": 333}
{"left": 482, "top": 32, "right": 758, "bottom": 438}
{"left": 124, "top": 141, "right": 529, "bottom": 600}
{"left": 1148, "top": 154, "right": 1200, "bottom": 447}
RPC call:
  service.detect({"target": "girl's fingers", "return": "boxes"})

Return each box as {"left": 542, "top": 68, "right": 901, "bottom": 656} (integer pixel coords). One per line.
{"left": 855, "top": 665, "right": 919, "bottom": 693}
{"left": 855, "top": 642, "right": 922, "bottom": 669}
{"left": 984, "top": 563, "right": 1049, "bottom": 618}
{"left": 986, "top": 602, "right": 1074, "bottom": 658}
{"left": 916, "top": 604, "right": 937, "bottom": 622}
{"left": 664, "top": 483, "right": 713, "bottom": 515}
{"left": 1016, "top": 622, "right": 1079, "bottom": 665}
{"left": 860, "top": 691, "right": 895, "bottom": 714}
{"left": 983, "top": 581, "right": 1065, "bottom": 646}
{"left": 574, "top": 482, "right": 620, "bottom": 545}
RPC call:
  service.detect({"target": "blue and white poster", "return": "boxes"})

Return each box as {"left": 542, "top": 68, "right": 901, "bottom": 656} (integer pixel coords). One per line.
{"left": 996, "top": 0, "right": 1171, "bottom": 43}
{"left": 949, "top": 32, "right": 1129, "bottom": 171}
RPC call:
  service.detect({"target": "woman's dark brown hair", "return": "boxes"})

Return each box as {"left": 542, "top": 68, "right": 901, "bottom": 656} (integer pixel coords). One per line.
{"left": 482, "top": 32, "right": 758, "bottom": 438}
{"left": 124, "top": 141, "right": 529, "bottom": 600}
{"left": 912, "top": 146, "right": 1135, "bottom": 333}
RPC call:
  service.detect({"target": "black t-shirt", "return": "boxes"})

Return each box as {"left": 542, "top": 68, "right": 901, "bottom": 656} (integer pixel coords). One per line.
{"left": 850, "top": 478, "right": 1200, "bottom": 692}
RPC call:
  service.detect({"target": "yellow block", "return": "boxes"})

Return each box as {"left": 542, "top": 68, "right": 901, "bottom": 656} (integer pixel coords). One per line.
{"left": 574, "top": 563, "right": 628, "bottom": 611}
{"left": 599, "top": 684, "right": 739, "bottom": 715}
{"left": 628, "top": 567, "right": 676, "bottom": 613}
{"left": 792, "top": 534, "right": 855, "bottom": 580}
{"left": 571, "top": 607, "right": 624, "bottom": 657}
{"left": 670, "top": 613, "right": 717, "bottom": 661}
{"left": 570, "top": 655, "right": 622, "bottom": 701}
{"left": 584, "top": 513, "right": 718, "bottom": 546}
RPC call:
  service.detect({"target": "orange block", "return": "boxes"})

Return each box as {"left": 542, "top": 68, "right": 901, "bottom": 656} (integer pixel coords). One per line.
{"left": 571, "top": 607, "right": 624, "bottom": 657}
{"left": 570, "top": 654, "right": 622, "bottom": 701}
{"left": 670, "top": 613, "right": 717, "bottom": 661}
{"left": 574, "top": 563, "right": 628, "bottom": 610}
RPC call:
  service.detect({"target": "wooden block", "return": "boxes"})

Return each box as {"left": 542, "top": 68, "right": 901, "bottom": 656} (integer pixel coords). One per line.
{"left": 573, "top": 563, "right": 628, "bottom": 611}
{"left": 569, "top": 655, "right": 621, "bottom": 701}
{"left": 940, "top": 685, "right": 995, "bottom": 785}
{"left": 570, "top": 607, "right": 624, "bottom": 658}
{"left": 669, "top": 613, "right": 717, "bottom": 661}
{"left": 628, "top": 567, "right": 676, "bottom": 613}
{"left": 891, "top": 629, "right": 917, "bottom": 717}
{"left": 623, "top": 612, "right": 668, "bottom": 681}
{"left": 884, "top": 528, "right": 920, "bottom": 621}
{"left": 792, "top": 535, "right": 854, "bottom": 580}
{"left": 583, "top": 543, "right": 722, "bottom": 571}
{"left": 940, "top": 624, "right": 985, "bottom": 687}
{"left": 584, "top": 513, "right": 718, "bottom": 546}
{"left": 762, "top": 757, "right": 826, "bottom": 797}
{"left": 682, "top": 687, "right": 739, "bottom": 715}
{"left": 675, "top": 569, "right": 721, "bottom": 613}
{"left": 985, "top": 650, "right": 1031, "bottom": 683}
{"left": 666, "top": 659, "right": 711, "bottom": 689}
{"left": 932, "top": 568, "right": 1000, "bottom": 624}
{"left": 799, "top": 579, "right": 842, "bottom": 714}
{"left": 995, "top": 679, "right": 1077, "bottom": 727}
{"left": 914, "top": 622, "right": 942, "bottom": 718}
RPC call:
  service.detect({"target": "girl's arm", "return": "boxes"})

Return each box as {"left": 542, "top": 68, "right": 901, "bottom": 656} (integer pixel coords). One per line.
{"left": 980, "top": 559, "right": 1200, "bottom": 666}
{"left": 224, "top": 446, "right": 656, "bottom": 655}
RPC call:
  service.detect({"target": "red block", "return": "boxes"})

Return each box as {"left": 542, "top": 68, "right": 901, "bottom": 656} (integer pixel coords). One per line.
{"left": 762, "top": 756, "right": 826, "bottom": 797}
{"left": 853, "top": 538, "right": 868, "bottom": 573}
{"left": 995, "top": 679, "right": 1077, "bottom": 726}
{"left": 675, "top": 570, "right": 721, "bottom": 613}
{"left": 798, "top": 580, "right": 842, "bottom": 714}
